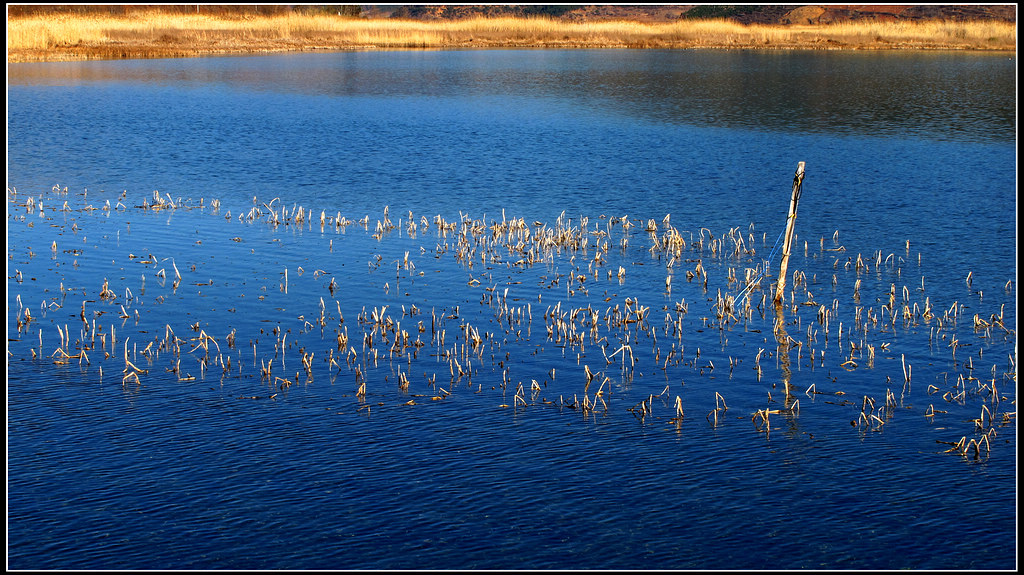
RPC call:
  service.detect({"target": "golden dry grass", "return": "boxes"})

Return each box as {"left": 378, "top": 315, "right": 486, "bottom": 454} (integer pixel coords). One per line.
{"left": 7, "top": 11, "right": 1017, "bottom": 61}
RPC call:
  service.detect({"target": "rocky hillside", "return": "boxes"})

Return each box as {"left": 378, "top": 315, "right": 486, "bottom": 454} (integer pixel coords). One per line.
{"left": 378, "top": 4, "right": 1017, "bottom": 24}
{"left": 9, "top": 5, "right": 1016, "bottom": 23}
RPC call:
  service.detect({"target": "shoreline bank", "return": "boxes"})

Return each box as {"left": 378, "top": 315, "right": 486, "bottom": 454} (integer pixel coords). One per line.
{"left": 7, "top": 13, "right": 1016, "bottom": 63}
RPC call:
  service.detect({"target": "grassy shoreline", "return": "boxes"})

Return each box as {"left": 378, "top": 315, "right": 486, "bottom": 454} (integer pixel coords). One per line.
{"left": 7, "top": 11, "right": 1017, "bottom": 63}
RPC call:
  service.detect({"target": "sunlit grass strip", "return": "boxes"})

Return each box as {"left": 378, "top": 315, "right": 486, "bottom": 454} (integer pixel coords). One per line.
{"left": 820, "top": 18, "right": 1018, "bottom": 45}
{"left": 7, "top": 12, "right": 1017, "bottom": 53}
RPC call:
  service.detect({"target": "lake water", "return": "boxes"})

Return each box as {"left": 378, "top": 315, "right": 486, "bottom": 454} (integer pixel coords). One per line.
{"left": 6, "top": 49, "right": 1017, "bottom": 570}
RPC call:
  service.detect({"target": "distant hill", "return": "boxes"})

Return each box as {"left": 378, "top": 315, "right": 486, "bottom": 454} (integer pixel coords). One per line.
{"left": 377, "top": 5, "right": 1017, "bottom": 24}
{"left": 8, "top": 4, "right": 1017, "bottom": 24}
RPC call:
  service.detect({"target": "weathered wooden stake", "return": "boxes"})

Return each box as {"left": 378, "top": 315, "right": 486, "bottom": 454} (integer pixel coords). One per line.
{"left": 774, "top": 162, "right": 805, "bottom": 305}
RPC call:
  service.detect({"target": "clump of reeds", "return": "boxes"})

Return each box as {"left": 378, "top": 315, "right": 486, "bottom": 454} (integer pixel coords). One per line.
{"left": 819, "top": 18, "right": 1017, "bottom": 48}
{"left": 8, "top": 183, "right": 1016, "bottom": 468}
{"left": 8, "top": 11, "right": 1016, "bottom": 58}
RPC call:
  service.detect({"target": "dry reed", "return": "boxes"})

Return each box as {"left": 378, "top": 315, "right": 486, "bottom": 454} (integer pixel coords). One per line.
{"left": 7, "top": 165, "right": 1017, "bottom": 463}
{"left": 8, "top": 12, "right": 1016, "bottom": 62}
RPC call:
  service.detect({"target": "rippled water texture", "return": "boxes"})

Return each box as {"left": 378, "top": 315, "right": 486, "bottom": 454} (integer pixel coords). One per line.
{"left": 7, "top": 49, "right": 1017, "bottom": 570}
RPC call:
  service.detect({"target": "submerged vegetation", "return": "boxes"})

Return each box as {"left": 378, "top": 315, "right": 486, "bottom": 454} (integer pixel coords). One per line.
{"left": 7, "top": 182, "right": 1017, "bottom": 461}
{"left": 7, "top": 9, "right": 1017, "bottom": 62}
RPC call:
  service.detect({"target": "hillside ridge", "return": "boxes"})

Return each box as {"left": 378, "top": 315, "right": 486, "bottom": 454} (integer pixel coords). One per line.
{"left": 8, "top": 4, "right": 1019, "bottom": 23}
{"left": 376, "top": 4, "right": 1017, "bottom": 24}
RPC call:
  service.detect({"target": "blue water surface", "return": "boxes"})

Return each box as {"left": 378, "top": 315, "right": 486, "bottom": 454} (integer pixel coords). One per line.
{"left": 7, "top": 48, "right": 1017, "bottom": 570}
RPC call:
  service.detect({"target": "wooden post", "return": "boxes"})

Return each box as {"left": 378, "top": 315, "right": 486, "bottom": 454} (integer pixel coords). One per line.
{"left": 774, "top": 162, "right": 805, "bottom": 305}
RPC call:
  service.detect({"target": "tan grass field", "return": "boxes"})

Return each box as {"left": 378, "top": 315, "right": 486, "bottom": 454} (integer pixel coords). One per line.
{"left": 7, "top": 11, "right": 1017, "bottom": 62}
